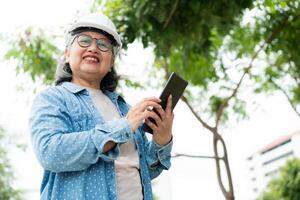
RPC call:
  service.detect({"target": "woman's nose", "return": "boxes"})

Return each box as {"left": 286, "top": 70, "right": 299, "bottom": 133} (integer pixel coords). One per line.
{"left": 87, "top": 40, "right": 100, "bottom": 53}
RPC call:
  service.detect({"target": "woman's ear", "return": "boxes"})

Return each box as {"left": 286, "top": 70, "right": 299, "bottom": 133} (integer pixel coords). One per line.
{"left": 64, "top": 48, "right": 70, "bottom": 63}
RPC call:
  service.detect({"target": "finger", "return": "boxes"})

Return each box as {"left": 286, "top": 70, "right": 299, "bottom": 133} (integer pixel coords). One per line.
{"left": 146, "top": 107, "right": 162, "bottom": 120}
{"left": 166, "top": 95, "right": 173, "bottom": 114}
{"left": 142, "top": 109, "right": 156, "bottom": 120}
{"left": 147, "top": 111, "right": 162, "bottom": 126}
{"left": 140, "top": 101, "right": 161, "bottom": 112}
{"left": 133, "top": 97, "right": 160, "bottom": 111}
{"left": 139, "top": 97, "right": 161, "bottom": 104}
{"left": 145, "top": 118, "right": 158, "bottom": 133}
{"left": 154, "top": 106, "right": 165, "bottom": 121}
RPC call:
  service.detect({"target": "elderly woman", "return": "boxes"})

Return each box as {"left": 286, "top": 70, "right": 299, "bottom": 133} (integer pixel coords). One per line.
{"left": 29, "top": 13, "right": 173, "bottom": 200}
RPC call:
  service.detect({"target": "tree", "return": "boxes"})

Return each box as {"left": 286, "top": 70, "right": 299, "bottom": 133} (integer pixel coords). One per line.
{"left": 95, "top": 1, "right": 300, "bottom": 199}
{"left": 96, "top": 0, "right": 254, "bottom": 199}
{"left": 0, "top": 127, "right": 22, "bottom": 200}
{"left": 4, "top": 28, "right": 60, "bottom": 85}
{"left": 257, "top": 158, "right": 300, "bottom": 200}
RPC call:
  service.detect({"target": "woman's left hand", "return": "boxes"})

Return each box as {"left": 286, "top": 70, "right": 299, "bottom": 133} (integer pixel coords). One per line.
{"left": 145, "top": 95, "right": 174, "bottom": 146}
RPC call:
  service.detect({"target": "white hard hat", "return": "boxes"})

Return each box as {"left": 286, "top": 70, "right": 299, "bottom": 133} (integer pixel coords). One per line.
{"left": 67, "top": 13, "right": 122, "bottom": 47}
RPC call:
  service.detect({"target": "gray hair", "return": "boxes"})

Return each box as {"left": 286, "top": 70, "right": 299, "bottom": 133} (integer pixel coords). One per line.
{"left": 54, "top": 32, "right": 78, "bottom": 85}
{"left": 54, "top": 56, "right": 73, "bottom": 85}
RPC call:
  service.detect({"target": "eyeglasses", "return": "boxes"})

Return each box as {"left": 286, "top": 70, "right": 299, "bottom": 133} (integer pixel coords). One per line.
{"left": 74, "top": 34, "right": 114, "bottom": 52}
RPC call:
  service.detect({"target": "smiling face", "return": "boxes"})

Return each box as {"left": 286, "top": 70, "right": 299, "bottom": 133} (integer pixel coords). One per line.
{"left": 64, "top": 31, "right": 115, "bottom": 89}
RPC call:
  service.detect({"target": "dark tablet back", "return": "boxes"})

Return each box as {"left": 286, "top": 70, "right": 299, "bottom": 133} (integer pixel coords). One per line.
{"left": 143, "top": 72, "right": 188, "bottom": 134}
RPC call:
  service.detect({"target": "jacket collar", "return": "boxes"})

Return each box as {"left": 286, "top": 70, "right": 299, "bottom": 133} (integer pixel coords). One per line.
{"left": 61, "top": 82, "right": 86, "bottom": 94}
{"left": 61, "top": 82, "right": 125, "bottom": 102}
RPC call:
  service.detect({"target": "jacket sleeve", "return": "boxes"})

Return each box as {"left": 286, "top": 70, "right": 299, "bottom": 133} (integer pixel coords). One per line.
{"left": 141, "top": 128, "right": 173, "bottom": 179}
{"left": 29, "top": 88, "right": 133, "bottom": 173}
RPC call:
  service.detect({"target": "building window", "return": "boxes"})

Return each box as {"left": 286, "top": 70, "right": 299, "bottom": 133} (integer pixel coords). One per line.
{"left": 265, "top": 169, "right": 279, "bottom": 177}
{"left": 262, "top": 151, "right": 294, "bottom": 166}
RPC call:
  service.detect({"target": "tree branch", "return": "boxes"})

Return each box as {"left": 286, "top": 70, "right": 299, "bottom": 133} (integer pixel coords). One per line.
{"left": 288, "top": 60, "right": 300, "bottom": 85}
{"left": 163, "top": 0, "right": 179, "bottom": 29}
{"left": 271, "top": 80, "right": 300, "bottom": 117}
{"left": 214, "top": 14, "right": 292, "bottom": 128}
{"left": 181, "top": 95, "right": 216, "bottom": 133}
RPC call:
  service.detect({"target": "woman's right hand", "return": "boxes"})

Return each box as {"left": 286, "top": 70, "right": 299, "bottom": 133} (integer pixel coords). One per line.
{"left": 126, "top": 97, "right": 162, "bottom": 132}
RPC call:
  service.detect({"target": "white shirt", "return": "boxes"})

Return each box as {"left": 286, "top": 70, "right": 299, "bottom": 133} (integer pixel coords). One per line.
{"left": 87, "top": 87, "right": 143, "bottom": 200}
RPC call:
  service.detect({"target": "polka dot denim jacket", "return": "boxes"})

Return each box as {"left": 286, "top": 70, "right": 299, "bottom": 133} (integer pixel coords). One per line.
{"left": 29, "top": 82, "right": 173, "bottom": 200}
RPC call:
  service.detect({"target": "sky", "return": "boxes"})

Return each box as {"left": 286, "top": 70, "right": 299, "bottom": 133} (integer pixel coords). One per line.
{"left": 1, "top": 1, "right": 300, "bottom": 200}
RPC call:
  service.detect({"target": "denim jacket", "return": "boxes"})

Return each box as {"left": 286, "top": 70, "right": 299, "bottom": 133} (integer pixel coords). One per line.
{"left": 29, "top": 82, "right": 172, "bottom": 200}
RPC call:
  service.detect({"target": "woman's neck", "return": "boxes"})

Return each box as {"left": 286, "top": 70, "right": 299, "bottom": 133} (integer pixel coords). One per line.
{"left": 71, "top": 77, "right": 100, "bottom": 90}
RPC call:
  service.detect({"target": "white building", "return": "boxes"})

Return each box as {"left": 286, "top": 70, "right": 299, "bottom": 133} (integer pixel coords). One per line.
{"left": 246, "top": 130, "right": 300, "bottom": 200}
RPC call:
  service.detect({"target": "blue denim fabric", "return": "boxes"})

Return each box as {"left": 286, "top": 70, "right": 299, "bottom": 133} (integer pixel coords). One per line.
{"left": 29, "top": 82, "right": 172, "bottom": 200}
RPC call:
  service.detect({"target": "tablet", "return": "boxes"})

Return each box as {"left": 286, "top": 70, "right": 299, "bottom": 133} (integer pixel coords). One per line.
{"left": 143, "top": 72, "right": 188, "bottom": 134}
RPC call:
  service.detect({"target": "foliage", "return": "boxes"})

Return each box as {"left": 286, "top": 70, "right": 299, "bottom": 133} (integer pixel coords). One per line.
{"left": 5, "top": 27, "right": 61, "bottom": 85}
{"left": 227, "top": 0, "right": 300, "bottom": 114}
{"left": 101, "top": 0, "right": 253, "bottom": 86}
{"left": 0, "top": 127, "right": 22, "bottom": 200}
{"left": 2, "top": 1, "right": 300, "bottom": 121}
{"left": 257, "top": 158, "right": 300, "bottom": 200}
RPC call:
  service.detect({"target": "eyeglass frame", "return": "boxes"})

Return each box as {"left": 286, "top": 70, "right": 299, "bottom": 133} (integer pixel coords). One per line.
{"left": 69, "top": 34, "right": 119, "bottom": 55}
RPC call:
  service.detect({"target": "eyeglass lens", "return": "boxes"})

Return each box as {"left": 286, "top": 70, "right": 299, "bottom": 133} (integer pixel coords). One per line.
{"left": 77, "top": 34, "right": 112, "bottom": 52}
